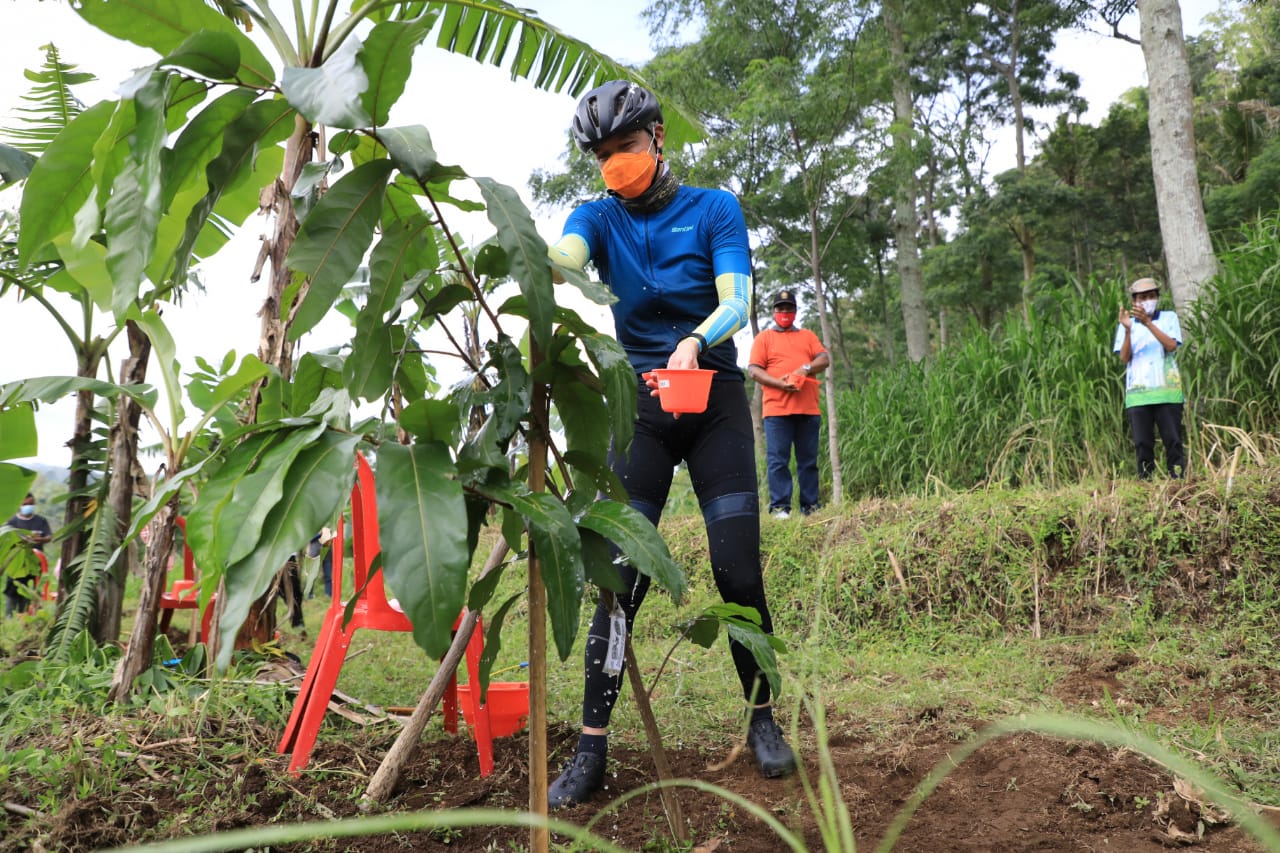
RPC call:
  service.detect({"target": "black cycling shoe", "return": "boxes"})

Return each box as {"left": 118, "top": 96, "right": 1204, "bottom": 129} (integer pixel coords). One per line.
{"left": 748, "top": 718, "right": 797, "bottom": 778}
{"left": 547, "top": 751, "right": 607, "bottom": 808}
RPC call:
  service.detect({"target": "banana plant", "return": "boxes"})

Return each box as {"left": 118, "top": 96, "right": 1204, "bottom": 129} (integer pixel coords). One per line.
{"left": 1, "top": 48, "right": 128, "bottom": 625}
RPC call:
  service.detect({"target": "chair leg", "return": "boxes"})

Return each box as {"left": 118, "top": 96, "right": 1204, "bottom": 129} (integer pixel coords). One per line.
{"left": 464, "top": 616, "right": 494, "bottom": 778}
{"left": 278, "top": 607, "right": 342, "bottom": 760}
{"left": 198, "top": 595, "right": 217, "bottom": 644}
{"left": 285, "top": 621, "right": 355, "bottom": 775}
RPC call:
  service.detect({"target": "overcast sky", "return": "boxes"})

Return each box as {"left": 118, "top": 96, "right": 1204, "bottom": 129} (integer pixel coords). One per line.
{"left": 0, "top": 0, "right": 1224, "bottom": 467}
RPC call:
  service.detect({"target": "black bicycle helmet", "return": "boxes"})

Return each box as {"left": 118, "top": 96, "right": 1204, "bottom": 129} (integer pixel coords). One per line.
{"left": 571, "top": 80, "right": 663, "bottom": 152}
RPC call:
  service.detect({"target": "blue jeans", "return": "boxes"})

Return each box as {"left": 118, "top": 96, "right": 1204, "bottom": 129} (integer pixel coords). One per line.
{"left": 764, "top": 414, "right": 821, "bottom": 513}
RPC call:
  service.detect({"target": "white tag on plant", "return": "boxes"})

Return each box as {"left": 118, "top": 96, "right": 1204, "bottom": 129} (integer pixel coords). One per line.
{"left": 604, "top": 602, "right": 627, "bottom": 676}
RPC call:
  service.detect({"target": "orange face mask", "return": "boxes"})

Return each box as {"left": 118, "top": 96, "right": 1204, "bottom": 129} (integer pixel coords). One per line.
{"left": 601, "top": 136, "right": 659, "bottom": 198}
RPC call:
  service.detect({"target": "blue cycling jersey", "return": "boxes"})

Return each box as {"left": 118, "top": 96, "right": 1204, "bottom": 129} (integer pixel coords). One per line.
{"left": 562, "top": 185, "right": 750, "bottom": 377}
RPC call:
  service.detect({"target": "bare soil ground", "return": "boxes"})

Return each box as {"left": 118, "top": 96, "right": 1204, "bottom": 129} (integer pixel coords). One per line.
{"left": 7, "top": 642, "right": 1279, "bottom": 853}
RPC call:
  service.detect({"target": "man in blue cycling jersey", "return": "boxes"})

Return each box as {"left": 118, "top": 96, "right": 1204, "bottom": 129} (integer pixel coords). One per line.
{"left": 546, "top": 80, "right": 796, "bottom": 808}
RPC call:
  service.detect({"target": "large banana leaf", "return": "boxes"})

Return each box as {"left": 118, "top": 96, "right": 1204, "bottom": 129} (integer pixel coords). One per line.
{"left": 0, "top": 405, "right": 38, "bottom": 513}
{"left": 105, "top": 72, "right": 169, "bottom": 319}
{"left": 135, "top": 310, "right": 186, "bottom": 435}
{"left": 417, "top": 0, "right": 703, "bottom": 149}
{"left": 169, "top": 98, "right": 296, "bottom": 287}
{"left": 72, "top": 0, "right": 275, "bottom": 88}
{"left": 148, "top": 88, "right": 261, "bottom": 283}
{"left": 0, "top": 376, "right": 158, "bottom": 411}
{"left": 16, "top": 102, "right": 115, "bottom": 267}
{"left": 282, "top": 38, "right": 372, "bottom": 129}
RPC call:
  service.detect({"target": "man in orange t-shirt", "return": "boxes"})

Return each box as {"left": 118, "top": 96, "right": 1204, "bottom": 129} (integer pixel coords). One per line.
{"left": 748, "top": 290, "right": 830, "bottom": 518}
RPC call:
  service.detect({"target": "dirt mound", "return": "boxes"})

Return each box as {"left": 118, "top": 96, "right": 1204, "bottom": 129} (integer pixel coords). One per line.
{"left": 14, "top": 717, "right": 1275, "bottom": 852}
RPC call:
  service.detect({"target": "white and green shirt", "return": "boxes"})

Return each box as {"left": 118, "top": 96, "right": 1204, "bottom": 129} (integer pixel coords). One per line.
{"left": 1113, "top": 311, "right": 1184, "bottom": 408}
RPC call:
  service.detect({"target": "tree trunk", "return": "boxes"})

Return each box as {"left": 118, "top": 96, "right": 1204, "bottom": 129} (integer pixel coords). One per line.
{"left": 1137, "top": 0, "right": 1218, "bottom": 310}
{"left": 95, "top": 320, "right": 151, "bottom": 644}
{"left": 240, "top": 115, "right": 318, "bottom": 649}
{"left": 923, "top": 177, "right": 946, "bottom": 351}
{"left": 884, "top": 0, "right": 931, "bottom": 363}
{"left": 109, "top": 496, "right": 178, "bottom": 702}
{"left": 994, "top": 0, "right": 1038, "bottom": 323}
{"left": 255, "top": 115, "right": 315, "bottom": 392}
{"left": 807, "top": 208, "right": 844, "bottom": 507}
{"left": 56, "top": 345, "right": 104, "bottom": 603}
{"left": 1016, "top": 216, "right": 1036, "bottom": 323}
{"left": 875, "top": 250, "right": 895, "bottom": 365}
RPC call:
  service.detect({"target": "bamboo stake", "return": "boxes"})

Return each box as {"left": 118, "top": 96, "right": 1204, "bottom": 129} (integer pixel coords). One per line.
{"left": 527, "top": 370, "right": 550, "bottom": 853}
{"left": 363, "top": 539, "right": 510, "bottom": 805}
{"left": 624, "top": 638, "right": 690, "bottom": 844}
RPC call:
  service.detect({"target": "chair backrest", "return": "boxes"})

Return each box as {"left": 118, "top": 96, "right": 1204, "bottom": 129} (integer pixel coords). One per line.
{"left": 329, "top": 513, "right": 345, "bottom": 606}
{"left": 348, "top": 452, "right": 397, "bottom": 612}
{"left": 173, "top": 516, "right": 196, "bottom": 584}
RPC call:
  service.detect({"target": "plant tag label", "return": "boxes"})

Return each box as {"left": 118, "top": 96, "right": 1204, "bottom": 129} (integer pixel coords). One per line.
{"left": 604, "top": 602, "right": 627, "bottom": 676}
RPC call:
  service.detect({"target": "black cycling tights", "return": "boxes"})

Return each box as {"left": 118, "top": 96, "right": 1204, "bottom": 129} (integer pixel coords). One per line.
{"left": 581, "top": 378, "right": 773, "bottom": 729}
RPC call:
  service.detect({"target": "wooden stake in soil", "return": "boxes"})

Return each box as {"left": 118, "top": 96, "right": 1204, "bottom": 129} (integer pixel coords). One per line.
{"left": 624, "top": 638, "right": 690, "bottom": 844}
{"left": 109, "top": 498, "right": 180, "bottom": 702}
{"left": 526, "top": 370, "right": 551, "bottom": 853}
{"left": 363, "top": 539, "right": 511, "bottom": 805}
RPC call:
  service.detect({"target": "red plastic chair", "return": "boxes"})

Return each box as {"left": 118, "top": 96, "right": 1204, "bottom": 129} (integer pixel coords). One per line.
{"left": 25, "top": 551, "right": 52, "bottom": 615}
{"left": 277, "top": 452, "right": 495, "bottom": 776}
{"left": 157, "top": 516, "right": 216, "bottom": 642}
{"left": 36, "top": 552, "right": 54, "bottom": 601}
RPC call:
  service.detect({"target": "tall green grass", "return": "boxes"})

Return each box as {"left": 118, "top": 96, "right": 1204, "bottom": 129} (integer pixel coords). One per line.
{"left": 833, "top": 281, "right": 1128, "bottom": 496}
{"left": 831, "top": 213, "right": 1280, "bottom": 497}
{"left": 1183, "top": 213, "right": 1280, "bottom": 439}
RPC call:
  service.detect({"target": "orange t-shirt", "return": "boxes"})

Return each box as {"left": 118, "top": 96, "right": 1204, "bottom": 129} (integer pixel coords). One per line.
{"left": 748, "top": 327, "right": 826, "bottom": 417}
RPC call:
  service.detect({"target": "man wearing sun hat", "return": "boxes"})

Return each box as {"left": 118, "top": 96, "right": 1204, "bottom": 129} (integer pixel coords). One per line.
{"left": 1114, "top": 276, "right": 1185, "bottom": 479}
{"left": 748, "top": 290, "right": 830, "bottom": 518}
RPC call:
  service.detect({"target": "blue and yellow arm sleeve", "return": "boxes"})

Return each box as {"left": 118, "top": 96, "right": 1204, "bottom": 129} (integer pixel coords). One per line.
{"left": 548, "top": 233, "right": 590, "bottom": 280}
{"left": 689, "top": 271, "right": 751, "bottom": 351}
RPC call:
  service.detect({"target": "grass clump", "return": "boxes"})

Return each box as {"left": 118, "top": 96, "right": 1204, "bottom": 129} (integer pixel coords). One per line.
{"left": 830, "top": 213, "right": 1280, "bottom": 498}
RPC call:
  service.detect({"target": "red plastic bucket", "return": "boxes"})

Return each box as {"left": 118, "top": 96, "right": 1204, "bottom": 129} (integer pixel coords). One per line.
{"left": 457, "top": 681, "right": 530, "bottom": 738}
{"left": 645, "top": 368, "right": 715, "bottom": 414}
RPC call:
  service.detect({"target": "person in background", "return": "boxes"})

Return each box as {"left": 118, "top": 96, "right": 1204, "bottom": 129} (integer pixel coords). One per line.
{"left": 4, "top": 493, "right": 53, "bottom": 617}
{"left": 1115, "top": 277, "right": 1186, "bottom": 479}
{"left": 306, "top": 527, "right": 335, "bottom": 600}
{"left": 748, "top": 289, "right": 831, "bottom": 519}
{"left": 545, "top": 80, "right": 796, "bottom": 808}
